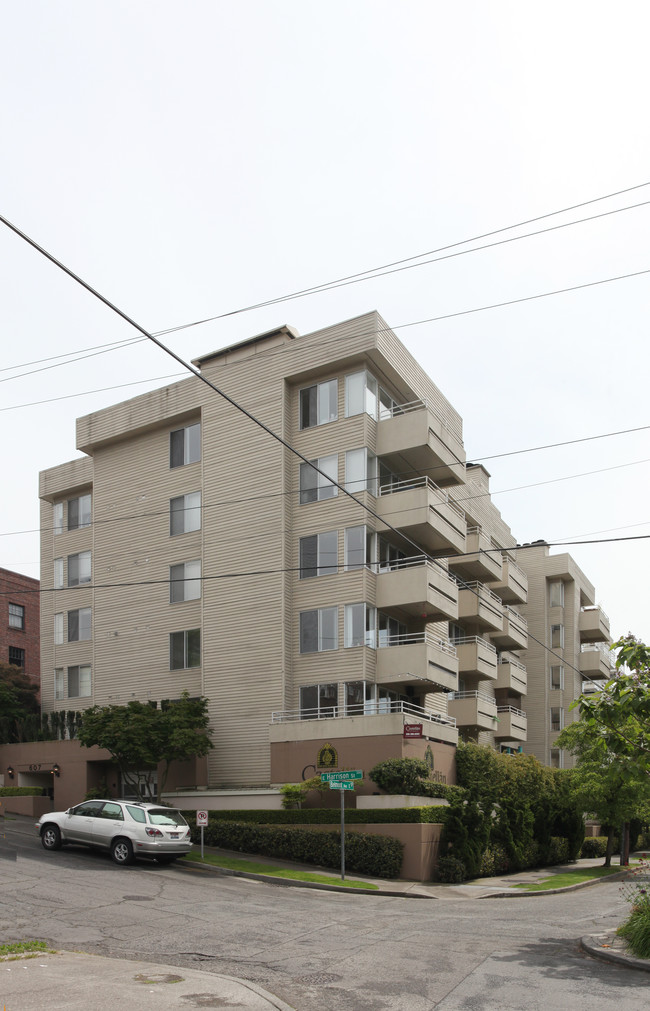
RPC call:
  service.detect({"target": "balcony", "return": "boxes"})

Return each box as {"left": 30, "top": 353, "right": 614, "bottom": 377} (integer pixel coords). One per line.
{"left": 579, "top": 606, "right": 610, "bottom": 643}
{"left": 447, "top": 691, "right": 498, "bottom": 732}
{"left": 458, "top": 582, "right": 504, "bottom": 633}
{"left": 376, "top": 556, "right": 459, "bottom": 622}
{"left": 377, "top": 476, "right": 467, "bottom": 556}
{"left": 490, "top": 606, "right": 528, "bottom": 650}
{"left": 454, "top": 636, "right": 498, "bottom": 681}
{"left": 450, "top": 527, "right": 503, "bottom": 582}
{"left": 269, "top": 700, "right": 458, "bottom": 746}
{"left": 487, "top": 556, "right": 528, "bottom": 605}
{"left": 376, "top": 400, "right": 466, "bottom": 487}
{"left": 495, "top": 656, "right": 527, "bottom": 696}
{"left": 376, "top": 630, "right": 459, "bottom": 692}
{"left": 494, "top": 706, "right": 527, "bottom": 742}
{"left": 580, "top": 643, "right": 616, "bottom": 679}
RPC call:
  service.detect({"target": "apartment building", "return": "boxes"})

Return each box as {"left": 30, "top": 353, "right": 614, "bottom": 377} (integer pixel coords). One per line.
{"left": 1, "top": 567, "right": 40, "bottom": 687}
{"left": 36, "top": 311, "right": 537, "bottom": 793}
{"left": 515, "top": 542, "right": 612, "bottom": 769}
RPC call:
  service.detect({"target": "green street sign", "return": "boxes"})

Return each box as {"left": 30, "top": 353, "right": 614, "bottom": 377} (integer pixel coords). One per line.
{"left": 329, "top": 781, "right": 354, "bottom": 790}
{"left": 320, "top": 770, "right": 363, "bottom": 782}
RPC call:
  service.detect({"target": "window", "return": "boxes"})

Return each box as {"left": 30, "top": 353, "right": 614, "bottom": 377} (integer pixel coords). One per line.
{"left": 344, "top": 526, "right": 374, "bottom": 571}
{"left": 345, "top": 371, "right": 378, "bottom": 419}
{"left": 551, "top": 624, "right": 564, "bottom": 649}
{"left": 54, "top": 558, "right": 63, "bottom": 589}
{"left": 345, "top": 448, "right": 377, "bottom": 495}
{"left": 68, "top": 665, "right": 92, "bottom": 698}
{"left": 8, "top": 603, "right": 25, "bottom": 629}
{"left": 170, "top": 629, "right": 201, "bottom": 669}
{"left": 299, "top": 380, "right": 338, "bottom": 429}
{"left": 344, "top": 603, "right": 376, "bottom": 648}
{"left": 53, "top": 502, "right": 64, "bottom": 535}
{"left": 68, "top": 607, "right": 91, "bottom": 642}
{"left": 377, "top": 536, "right": 407, "bottom": 572}
{"left": 68, "top": 551, "right": 91, "bottom": 587}
{"left": 550, "top": 707, "right": 564, "bottom": 732}
{"left": 170, "top": 492, "right": 201, "bottom": 535}
{"left": 550, "top": 748, "right": 564, "bottom": 769}
{"left": 68, "top": 494, "right": 92, "bottom": 530}
{"left": 344, "top": 681, "right": 368, "bottom": 713}
{"left": 379, "top": 387, "right": 402, "bottom": 420}
{"left": 170, "top": 423, "right": 201, "bottom": 468}
{"left": 299, "top": 531, "right": 338, "bottom": 578}
{"left": 549, "top": 580, "right": 564, "bottom": 608}
{"left": 299, "top": 607, "right": 338, "bottom": 653}
{"left": 9, "top": 646, "right": 25, "bottom": 667}
{"left": 170, "top": 560, "right": 201, "bottom": 602}
{"left": 378, "top": 612, "right": 407, "bottom": 647}
{"left": 299, "top": 683, "right": 338, "bottom": 718}
{"left": 54, "top": 668, "right": 64, "bottom": 701}
{"left": 54, "top": 613, "right": 64, "bottom": 645}
{"left": 299, "top": 455, "right": 338, "bottom": 504}
{"left": 550, "top": 666, "right": 564, "bottom": 690}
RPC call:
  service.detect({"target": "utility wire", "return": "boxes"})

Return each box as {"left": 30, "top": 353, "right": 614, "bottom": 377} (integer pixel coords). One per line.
{"left": 0, "top": 335, "right": 146, "bottom": 375}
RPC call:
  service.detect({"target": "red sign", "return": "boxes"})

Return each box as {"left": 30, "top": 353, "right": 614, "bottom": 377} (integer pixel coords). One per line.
{"left": 196, "top": 810, "right": 209, "bottom": 826}
{"left": 404, "top": 724, "right": 423, "bottom": 739}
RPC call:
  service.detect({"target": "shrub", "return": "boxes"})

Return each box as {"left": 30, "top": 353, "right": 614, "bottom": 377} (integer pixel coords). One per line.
{"left": 369, "top": 758, "right": 431, "bottom": 795}
{"left": 547, "top": 837, "right": 569, "bottom": 864}
{"left": 436, "top": 856, "right": 466, "bottom": 883}
{"left": 192, "top": 819, "right": 403, "bottom": 878}
{"left": 0, "top": 787, "right": 42, "bottom": 797}
{"left": 618, "top": 860, "right": 650, "bottom": 958}
{"left": 580, "top": 836, "right": 609, "bottom": 858}
{"left": 184, "top": 807, "right": 445, "bottom": 827}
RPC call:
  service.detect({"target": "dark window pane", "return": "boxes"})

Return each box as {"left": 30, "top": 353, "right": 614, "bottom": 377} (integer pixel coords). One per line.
{"left": 300, "top": 386, "right": 317, "bottom": 429}
{"left": 170, "top": 563, "right": 184, "bottom": 603}
{"left": 68, "top": 610, "right": 79, "bottom": 641}
{"left": 170, "top": 632, "right": 185, "bottom": 669}
{"left": 300, "top": 611, "right": 318, "bottom": 653}
{"left": 300, "top": 536, "right": 318, "bottom": 578}
{"left": 170, "top": 429, "right": 184, "bottom": 467}
{"left": 187, "top": 629, "right": 201, "bottom": 667}
{"left": 319, "top": 530, "right": 338, "bottom": 575}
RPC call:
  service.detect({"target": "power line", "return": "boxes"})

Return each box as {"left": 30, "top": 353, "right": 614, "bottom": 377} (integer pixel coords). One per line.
{"left": 0, "top": 335, "right": 146, "bottom": 375}
{"left": 0, "top": 372, "right": 187, "bottom": 413}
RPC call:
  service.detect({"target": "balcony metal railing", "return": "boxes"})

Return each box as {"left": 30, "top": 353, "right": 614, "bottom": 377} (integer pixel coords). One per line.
{"left": 451, "top": 635, "right": 497, "bottom": 654}
{"left": 378, "top": 474, "right": 467, "bottom": 523}
{"left": 504, "top": 605, "right": 528, "bottom": 628}
{"left": 270, "top": 699, "right": 457, "bottom": 727}
{"left": 378, "top": 630, "right": 457, "bottom": 658}
{"left": 497, "top": 705, "right": 527, "bottom": 718}
{"left": 448, "top": 690, "right": 497, "bottom": 706}
{"left": 379, "top": 396, "right": 465, "bottom": 452}
{"left": 499, "top": 656, "right": 526, "bottom": 672}
{"left": 458, "top": 581, "right": 504, "bottom": 608}
{"left": 375, "top": 554, "right": 457, "bottom": 586}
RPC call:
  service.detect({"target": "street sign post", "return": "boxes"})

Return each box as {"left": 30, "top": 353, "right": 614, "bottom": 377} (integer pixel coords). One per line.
{"left": 320, "top": 771, "right": 363, "bottom": 880}
{"left": 196, "top": 810, "right": 208, "bottom": 858}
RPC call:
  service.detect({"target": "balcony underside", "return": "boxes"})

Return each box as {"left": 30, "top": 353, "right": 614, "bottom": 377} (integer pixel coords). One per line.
{"left": 376, "top": 564, "right": 459, "bottom": 622}
{"left": 490, "top": 614, "right": 528, "bottom": 651}
{"left": 376, "top": 408, "right": 466, "bottom": 487}
{"left": 494, "top": 710, "right": 527, "bottom": 741}
{"left": 376, "top": 641, "right": 459, "bottom": 693}
{"left": 487, "top": 559, "right": 528, "bottom": 605}
{"left": 447, "top": 696, "right": 497, "bottom": 732}
{"left": 377, "top": 487, "right": 467, "bottom": 556}
{"left": 579, "top": 607, "right": 610, "bottom": 643}
{"left": 494, "top": 662, "right": 527, "bottom": 696}
{"left": 455, "top": 639, "right": 498, "bottom": 681}
{"left": 458, "top": 587, "right": 504, "bottom": 633}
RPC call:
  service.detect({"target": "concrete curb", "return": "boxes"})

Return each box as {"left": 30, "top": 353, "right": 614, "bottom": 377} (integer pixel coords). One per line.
{"left": 478, "top": 869, "right": 632, "bottom": 899}
{"left": 580, "top": 934, "right": 650, "bottom": 973}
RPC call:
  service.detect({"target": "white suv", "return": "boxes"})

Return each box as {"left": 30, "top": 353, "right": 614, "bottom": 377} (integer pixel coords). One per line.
{"left": 36, "top": 799, "right": 193, "bottom": 866}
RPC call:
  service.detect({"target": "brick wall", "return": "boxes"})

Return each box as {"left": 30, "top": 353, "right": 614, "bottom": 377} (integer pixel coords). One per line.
{"left": 0, "top": 567, "right": 41, "bottom": 690}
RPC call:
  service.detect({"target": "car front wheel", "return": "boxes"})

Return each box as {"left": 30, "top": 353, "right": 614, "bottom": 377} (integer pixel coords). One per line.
{"left": 41, "top": 824, "right": 62, "bottom": 851}
{"left": 111, "top": 838, "right": 134, "bottom": 866}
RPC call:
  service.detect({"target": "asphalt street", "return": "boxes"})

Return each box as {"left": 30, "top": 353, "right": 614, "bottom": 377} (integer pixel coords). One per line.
{"left": 1, "top": 816, "right": 648, "bottom": 1010}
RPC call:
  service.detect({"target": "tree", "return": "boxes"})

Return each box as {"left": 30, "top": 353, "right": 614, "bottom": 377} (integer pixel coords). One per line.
{"left": 0, "top": 663, "right": 40, "bottom": 744}
{"left": 77, "top": 693, "right": 213, "bottom": 802}
{"left": 577, "top": 636, "right": 650, "bottom": 774}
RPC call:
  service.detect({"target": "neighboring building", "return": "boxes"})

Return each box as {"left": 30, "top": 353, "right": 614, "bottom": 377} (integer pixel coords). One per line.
{"left": 1, "top": 566, "right": 40, "bottom": 687}
{"left": 516, "top": 541, "right": 613, "bottom": 769}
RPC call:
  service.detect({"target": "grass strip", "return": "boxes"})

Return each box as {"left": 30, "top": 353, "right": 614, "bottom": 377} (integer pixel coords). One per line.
{"left": 184, "top": 851, "right": 378, "bottom": 889}
{"left": 514, "top": 866, "right": 622, "bottom": 891}
{"left": 0, "top": 940, "right": 52, "bottom": 959}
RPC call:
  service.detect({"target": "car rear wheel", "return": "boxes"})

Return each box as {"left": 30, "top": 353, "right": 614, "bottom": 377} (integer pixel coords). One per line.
{"left": 111, "top": 838, "right": 134, "bottom": 866}
{"left": 41, "top": 824, "right": 62, "bottom": 851}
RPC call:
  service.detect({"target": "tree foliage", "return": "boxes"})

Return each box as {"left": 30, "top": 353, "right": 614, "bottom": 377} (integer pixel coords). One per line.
{"left": 0, "top": 663, "right": 40, "bottom": 744}
{"left": 77, "top": 693, "right": 213, "bottom": 801}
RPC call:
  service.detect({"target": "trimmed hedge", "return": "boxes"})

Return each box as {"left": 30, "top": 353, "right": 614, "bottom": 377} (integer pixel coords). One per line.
{"left": 189, "top": 819, "right": 403, "bottom": 878}
{"left": 0, "top": 787, "right": 42, "bottom": 797}
{"left": 580, "top": 836, "right": 610, "bottom": 858}
{"left": 183, "top": 807, "right": 445, "bottom": 826}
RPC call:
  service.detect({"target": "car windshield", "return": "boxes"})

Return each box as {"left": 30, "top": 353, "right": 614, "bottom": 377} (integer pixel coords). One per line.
{"left": 147, "top": 808, "right": 187, "bottom": 827}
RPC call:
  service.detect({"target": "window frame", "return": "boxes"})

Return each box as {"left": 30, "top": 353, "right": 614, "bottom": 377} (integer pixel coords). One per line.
{"left": 67, "top": 551, "right": 91, "bottom": 587}
{"left": 68, "top": 664, "right": 92, "bottom": 698}
{"left": 67, "top": 493, "right": 92, "bottom": 531}
{"left": 299, "top": 379, "right": 338, "bottom": 430}
{"left": 299, "top": 607, "right": 338, "bottom": 653}
{"left": 8, "top": 646, "right": 25, "bottom": 667}
{"left": 299, "top": 531, "right": 338, "bottom": 579}
{"left": 550, "top": 623, "right": 564, "bottom": 649}
{"left": 54, "top": 668, "right": 64, "bottom": 701}
{"left": 53, "top": 502, "right": 64, "bottom": 535}
{"left": 299, "top": 682, "right": 339, "bottom": 719}
{"left": 170, "top": 492, "right": 202, "bottom": 536}
{"left": 549, "top": 580, "right": 565, "bottom": 608}
{"left": 344, "top": 603, "right": 376, "bottom": 649}
{"left": 8, "top": 603, "right": 25, "bottom": 630}
{"left": 169, "top": 629, "right": 201, "bottom": 669}
{"left": 170, "top": 422, "right": 201, "bottom": 468}
{"left": 54, "top": 558, "right": 64, "bottom": 589}
{"left": 550, "top": 665, "right": 564, "bottom": 690}
{"left": 67, "top": 607, "right": 92, "bottom": 642}
{"left": 299, "top": 455, "right": 338, "bottom": 504}
{"left": 170, "top": 560, "right": 202, "bottom": 602}
{"left": 550, "top": 706, "right": 564, "bottom": 732}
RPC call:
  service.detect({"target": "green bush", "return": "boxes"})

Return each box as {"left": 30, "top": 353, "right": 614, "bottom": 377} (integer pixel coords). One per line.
{"left": 369, "top": 758, "right": 431, "bottom": 795}
{"left": 192, "top": 819, "right": 403, "bottom": 878}
{"left": 0, "top": 787, "right": 42, "bottom": 797}
{"left": 547, "top": 837, "right": 569, "bottom": 864}
{"left": 436, "top": 856, "right": 466, "bottom": 883}
{"left": 618, "top": 906, "right": 650, "bottom": 959}
{"left": 580, "top": 836, "right": 609, "bottom": 858}
{"left": 184, "top": 806, "right": 445, "bottom": 826}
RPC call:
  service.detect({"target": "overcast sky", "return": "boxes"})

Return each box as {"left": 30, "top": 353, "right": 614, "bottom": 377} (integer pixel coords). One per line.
{"left": 2, "top": 1, "right": 648, "bottom": 645}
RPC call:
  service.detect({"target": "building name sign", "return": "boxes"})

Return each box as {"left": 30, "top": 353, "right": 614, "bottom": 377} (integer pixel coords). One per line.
{"left": 403, "top": 724, "right": 423, "bottom": 739}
